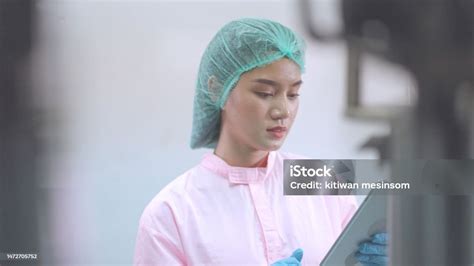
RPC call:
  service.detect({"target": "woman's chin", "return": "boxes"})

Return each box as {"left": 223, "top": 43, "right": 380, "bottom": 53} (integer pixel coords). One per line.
{"left": 259, "top": 139, "right": 284, "bottom": 151}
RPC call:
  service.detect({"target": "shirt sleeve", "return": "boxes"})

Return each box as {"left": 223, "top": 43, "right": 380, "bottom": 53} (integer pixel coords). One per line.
{"left": 133, "top": 201, "right": 186, "bottom": 266}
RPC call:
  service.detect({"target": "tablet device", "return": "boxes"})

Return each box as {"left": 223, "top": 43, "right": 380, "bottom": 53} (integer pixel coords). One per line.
{"left": 320, "top": 191, "right": 387, "bottom": 266}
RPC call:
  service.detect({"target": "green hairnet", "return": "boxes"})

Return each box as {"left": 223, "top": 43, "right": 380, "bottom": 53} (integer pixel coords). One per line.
{"left": 190, "top": 18, "right": 306, "bottom": 149}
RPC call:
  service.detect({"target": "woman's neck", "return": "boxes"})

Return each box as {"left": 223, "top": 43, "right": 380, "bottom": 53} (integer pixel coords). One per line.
{"left": 214, "top": 141, "right": 269, "bottom": 168}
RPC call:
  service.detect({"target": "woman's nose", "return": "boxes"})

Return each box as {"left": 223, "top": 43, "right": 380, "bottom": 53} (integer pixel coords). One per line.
{"left": 270, "top": 100, "right": 290, "bottom": 120}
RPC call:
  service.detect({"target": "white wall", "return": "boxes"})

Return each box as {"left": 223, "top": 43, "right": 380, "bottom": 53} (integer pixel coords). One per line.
{"left": 33, "top": 0, "right": 413, "bottom": 264}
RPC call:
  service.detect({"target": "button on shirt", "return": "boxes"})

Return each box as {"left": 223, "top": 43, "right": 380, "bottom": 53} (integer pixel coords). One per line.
{"left": 134, "top": 151, "right": 358, "bottom": 265}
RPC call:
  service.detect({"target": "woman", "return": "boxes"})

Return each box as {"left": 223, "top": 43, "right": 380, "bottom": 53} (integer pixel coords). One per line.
{"left": 133, "top": 18, "right": 381, "bottom": 265}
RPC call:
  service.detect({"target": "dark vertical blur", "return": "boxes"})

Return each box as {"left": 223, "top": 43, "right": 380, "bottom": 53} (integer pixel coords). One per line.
{"left": 301, "top": 0, "right": 473, "bottom": 265}
{"left": 341, "top": 1, "right": 473, "bottom": 265}
{"left": 0, "top": 0, "right": 40, "bottom": 265}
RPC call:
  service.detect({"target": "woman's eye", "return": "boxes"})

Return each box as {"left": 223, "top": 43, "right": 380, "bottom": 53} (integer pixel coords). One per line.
{"left": 288, "top": 93, "right": 300, "bottom": 99}
{"left": 256, "top": 92, "right": 274, "bottom": 98}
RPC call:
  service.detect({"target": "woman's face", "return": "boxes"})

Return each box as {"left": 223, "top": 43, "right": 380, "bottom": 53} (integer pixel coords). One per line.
{"left": 220, "top": 58, "right": 302, "bottom": 152}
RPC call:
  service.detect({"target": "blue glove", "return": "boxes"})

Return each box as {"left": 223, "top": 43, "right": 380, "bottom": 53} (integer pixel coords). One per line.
{"left": 271, "top": 248, "right": 303, "bottom": 266}
{"left": 355, "top": 232, "right": 389, "bottom": 266}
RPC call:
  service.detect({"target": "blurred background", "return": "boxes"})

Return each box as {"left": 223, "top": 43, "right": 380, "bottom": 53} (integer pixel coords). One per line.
{"left": 1, "top": 0, "right": 418, "bottom": 265}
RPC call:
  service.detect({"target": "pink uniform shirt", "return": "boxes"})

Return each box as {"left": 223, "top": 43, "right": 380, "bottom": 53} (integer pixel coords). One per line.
{"left": 134, "top": 151, "right": 357, "bottom": 265}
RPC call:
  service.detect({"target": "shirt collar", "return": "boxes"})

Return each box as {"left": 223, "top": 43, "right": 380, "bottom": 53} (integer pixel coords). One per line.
{"left": 201, "top": 151, "right": 277, "bottom": 184}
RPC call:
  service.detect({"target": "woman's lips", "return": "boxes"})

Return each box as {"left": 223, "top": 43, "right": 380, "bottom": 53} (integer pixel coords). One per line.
{"left": 267, "top": 126, "right": 287, "bottom": 139}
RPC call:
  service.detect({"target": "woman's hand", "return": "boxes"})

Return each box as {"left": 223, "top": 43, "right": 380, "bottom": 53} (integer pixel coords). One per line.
{"left": 271, "top": 248, "right": 303, "bottom": 266}
{"left": 355, "top": 232, "right": 389, "bottom": 266}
